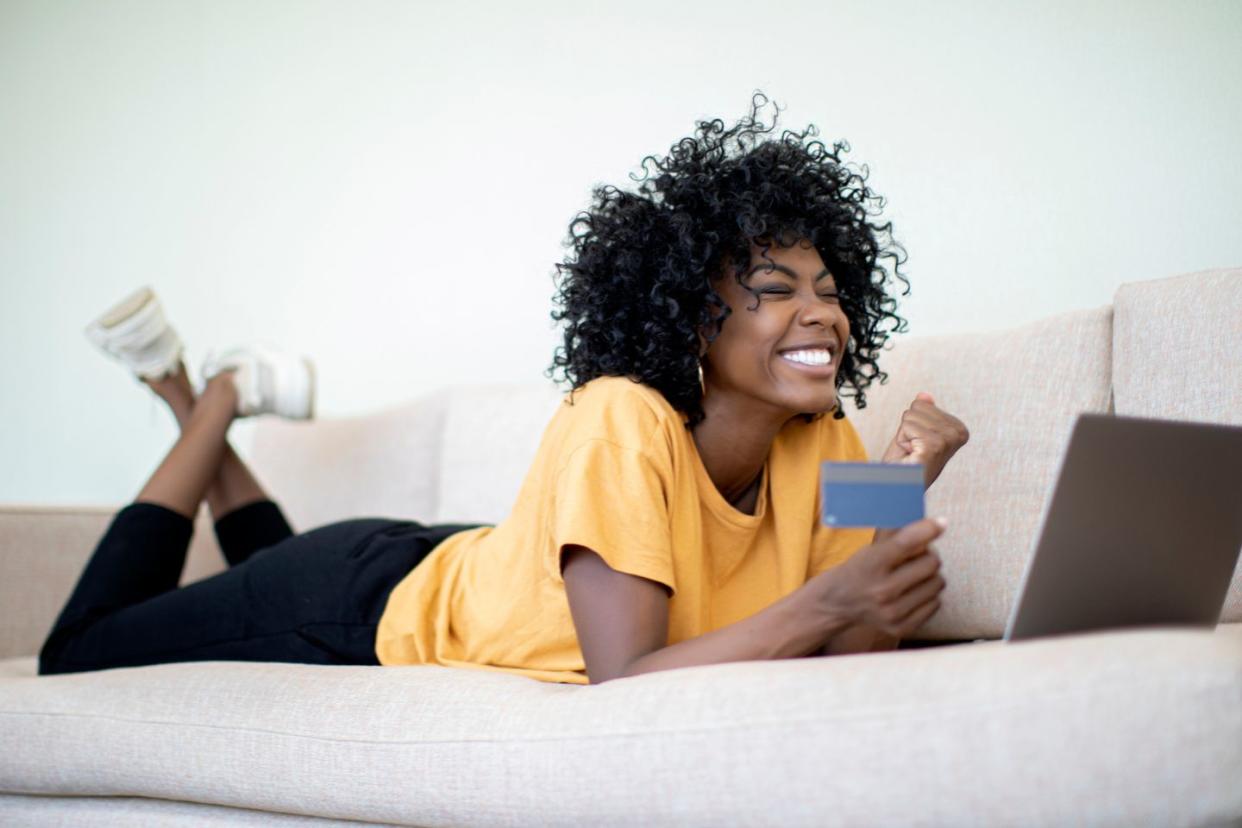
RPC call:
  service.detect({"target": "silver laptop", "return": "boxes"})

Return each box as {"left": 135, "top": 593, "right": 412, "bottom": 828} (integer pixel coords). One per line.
{"left": 1003, "top": 413, "right": 1242, "bottom": 642}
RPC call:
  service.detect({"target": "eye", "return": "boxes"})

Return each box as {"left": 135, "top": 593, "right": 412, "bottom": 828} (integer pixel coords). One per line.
{"left": 750, "top": 288, "right": 839, "bottom": 301}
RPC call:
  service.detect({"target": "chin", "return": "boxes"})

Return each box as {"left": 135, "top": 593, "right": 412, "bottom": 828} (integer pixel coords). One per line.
{"left": 755, "top": 373, "right": 838, "bottom": 417}
{"left": 782, "top": 392, "right": 837, "bottom": 419}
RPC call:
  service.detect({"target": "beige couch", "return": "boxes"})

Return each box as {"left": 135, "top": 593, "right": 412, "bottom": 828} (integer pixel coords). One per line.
{"left": 1, "top": 268, "right": 1240, "bottom": 827}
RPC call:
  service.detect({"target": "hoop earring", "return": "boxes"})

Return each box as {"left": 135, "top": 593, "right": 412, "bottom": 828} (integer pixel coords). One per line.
{"left": 697, "top": 360, "right": 705, "bottom": 394}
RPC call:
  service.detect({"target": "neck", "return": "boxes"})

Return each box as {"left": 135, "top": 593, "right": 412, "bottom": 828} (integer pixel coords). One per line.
{"left": 690, "top": 385, "right": 792, "bottom": 504}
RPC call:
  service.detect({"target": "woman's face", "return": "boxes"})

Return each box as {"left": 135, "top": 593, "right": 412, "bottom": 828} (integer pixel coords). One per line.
{"left": 700, "top": 237, "right": 849, "bottom": 420}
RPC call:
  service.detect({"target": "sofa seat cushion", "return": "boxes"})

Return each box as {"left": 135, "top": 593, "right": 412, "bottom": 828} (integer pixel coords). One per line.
{"left": 2, "top": 624, "right": 1239, "bottom": 827}
{"left": 0, "top": 792, "right": 344, "bottom": 826}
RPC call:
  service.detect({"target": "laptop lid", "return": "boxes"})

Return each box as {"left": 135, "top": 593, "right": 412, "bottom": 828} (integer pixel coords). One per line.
{"left": 1003, "top": 413, "right": 1242, "bottom": 642}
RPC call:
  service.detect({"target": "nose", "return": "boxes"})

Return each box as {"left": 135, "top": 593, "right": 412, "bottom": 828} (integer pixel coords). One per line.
{"left": 793, "top": 289, "right": 845, "bottom": 330}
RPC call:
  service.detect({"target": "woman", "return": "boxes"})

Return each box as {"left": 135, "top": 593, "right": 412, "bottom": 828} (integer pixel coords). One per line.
{"left": 39, "top": 92, "right": 968, "bottom": 684}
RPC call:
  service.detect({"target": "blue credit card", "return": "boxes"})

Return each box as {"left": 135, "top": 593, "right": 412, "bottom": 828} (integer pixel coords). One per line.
{"left": 820, "top": 461, "right": 925, "bottom": 528}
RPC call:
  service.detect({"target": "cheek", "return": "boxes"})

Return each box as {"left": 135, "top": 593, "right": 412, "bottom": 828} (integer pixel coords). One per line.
{"left": 711, "top": 331, "right": 771, "bottom": 378}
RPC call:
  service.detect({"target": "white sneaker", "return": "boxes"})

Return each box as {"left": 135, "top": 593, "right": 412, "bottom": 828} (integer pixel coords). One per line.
{"left": 84, "top": 286, "right": 185, "bottom": 381}
{"left": 200, "top": 344, "right": 316, "bottom": 420}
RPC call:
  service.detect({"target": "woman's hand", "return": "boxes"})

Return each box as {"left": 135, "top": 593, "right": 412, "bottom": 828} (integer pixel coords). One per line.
{"left": 879, "top": 391, "right": 970, "bottom": 491}
{"left": 809, "top": 517, "right": 947, "bottom": 647}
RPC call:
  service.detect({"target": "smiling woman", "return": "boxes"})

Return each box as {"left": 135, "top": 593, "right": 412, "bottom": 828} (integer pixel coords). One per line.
{"left": 42, "top": 91, "right": 950, "bottom": 689}
{"left": 490, "top": 90, "right": 951, "bottom": 683}
{"left": 372, "top": 93, "right": 948, "bottom": 686}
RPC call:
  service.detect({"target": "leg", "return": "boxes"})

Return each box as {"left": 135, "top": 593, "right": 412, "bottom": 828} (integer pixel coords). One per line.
{"left": 145, "top": 361, "right": 294, "bottom": 564}
{"left": 135, "top": 370, "right": 242, "bottom": 520}
{"left": 37, "top": 513, "right": 459, "bottom": 675}
{"left": 143, "top": 360, "right": 270, "bottom": 520}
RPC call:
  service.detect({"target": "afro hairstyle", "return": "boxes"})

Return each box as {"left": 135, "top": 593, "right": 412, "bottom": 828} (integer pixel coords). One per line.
{"left": 546, "top": 90, "right": 911, "bottom": 430}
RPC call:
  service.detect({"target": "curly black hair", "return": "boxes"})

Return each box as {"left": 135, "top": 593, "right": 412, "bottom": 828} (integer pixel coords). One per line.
{"left": 546, "top": 91, "right": 910, "bottom": 430}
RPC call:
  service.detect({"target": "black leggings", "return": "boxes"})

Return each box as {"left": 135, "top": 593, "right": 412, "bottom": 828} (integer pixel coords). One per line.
{"left": 38, "top": 499, "right": 488, "bottom": 675}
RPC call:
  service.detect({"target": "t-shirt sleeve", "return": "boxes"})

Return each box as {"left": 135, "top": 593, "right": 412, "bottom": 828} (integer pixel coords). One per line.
{"left": 547, "top": 438, "right": 677, "bottom": 596}
{"left": 808, "top": 415, "right": 877, "bottom": 576}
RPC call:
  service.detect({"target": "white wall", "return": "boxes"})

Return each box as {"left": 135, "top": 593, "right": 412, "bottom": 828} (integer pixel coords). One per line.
{"left": 3, "top": 0, "right": 1240, "bottom": 505}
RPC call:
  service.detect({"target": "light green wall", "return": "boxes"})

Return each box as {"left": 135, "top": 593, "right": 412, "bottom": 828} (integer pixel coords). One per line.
{"left": 2, "top": 0, "right": 1240, "bottom": 504}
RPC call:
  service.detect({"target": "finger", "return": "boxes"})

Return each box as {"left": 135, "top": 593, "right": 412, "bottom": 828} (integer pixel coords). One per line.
{"left": 900, "top": 437, "right": 927, "bottom": 464}
{"left": 895, "top": 596, "right": 942, "bottom": 637}
{"left": 896, "top": 441, "right": 918, "bottom": 462}
{"left": 893, "top": 420, "right": 941, "bottom": 452}
{"left": 889, "top": 548, "right": 941, "bottom": 593}
{"left": 894, "top": 427, "right": 927, "bottom": 458}
{"left": 896, "top": 420, "right": 954, "bottom": 456}
{"left": 889, "top": 571, "right": 946, "bottom": 621}
{"left": 880, "top": 518, "right": 946, "bottom": 567}
{"left": 898, "top": 409, "right": 951, "bottom": 434}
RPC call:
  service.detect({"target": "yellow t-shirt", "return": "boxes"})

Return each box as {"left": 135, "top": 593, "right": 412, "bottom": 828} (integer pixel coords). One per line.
{"left": 373, "top": 375, "right": 875, "bottom": 684}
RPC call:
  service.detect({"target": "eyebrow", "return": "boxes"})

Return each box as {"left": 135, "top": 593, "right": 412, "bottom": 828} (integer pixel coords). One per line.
{"left": 745, "top": 263, "right": 835, "bottom": 282}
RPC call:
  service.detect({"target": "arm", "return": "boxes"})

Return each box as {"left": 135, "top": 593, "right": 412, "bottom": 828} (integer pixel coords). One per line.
{"left": 562, "top": 544, "right": 851, "bottom": 684}
{"left": 812, "top": 623, "right": 901, "bottom": 655}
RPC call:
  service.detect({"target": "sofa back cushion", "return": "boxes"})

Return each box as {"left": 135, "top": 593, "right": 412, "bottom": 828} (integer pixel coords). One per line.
{"left": 1112, "top": 267, "right": 1242, "bottom": 622}
{"left": 247, "top": 383, "right": 568, "bottom": 530}
{"left": 247, "top": 394, "right": 448, "bottom": 532}
{"left": 845, "top": 304, "right": 1114, "bottom": 638}
{"left": 1112, "top": 267, "right": 1240, "bottom": 425}
{"left": 432, "top": 383, "right": 565, "bottom": 525}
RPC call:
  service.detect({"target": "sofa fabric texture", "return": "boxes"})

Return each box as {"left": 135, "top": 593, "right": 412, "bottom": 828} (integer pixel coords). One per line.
{"left": 2, "top": 625, "right": 1241, "bottom": 827}
{"left": 1, "top": 267, "right": 1240, "bottom": 826}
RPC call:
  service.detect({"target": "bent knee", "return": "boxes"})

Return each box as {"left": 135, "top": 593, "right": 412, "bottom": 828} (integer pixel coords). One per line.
{"left": 38, "top": 627, "right": 92, "bottom": 676}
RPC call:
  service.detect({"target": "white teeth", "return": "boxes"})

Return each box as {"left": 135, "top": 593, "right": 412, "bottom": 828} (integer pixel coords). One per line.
{"left": 781, "top": 349, "right": 832, "bottom": 366}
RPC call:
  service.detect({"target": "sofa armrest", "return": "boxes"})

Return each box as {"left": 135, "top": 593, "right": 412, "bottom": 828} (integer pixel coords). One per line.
{"left": 0, "top": 503, "right": 225, "bottom": 660}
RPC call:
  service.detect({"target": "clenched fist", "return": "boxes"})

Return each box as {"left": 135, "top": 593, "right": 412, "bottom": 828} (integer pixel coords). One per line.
{"left": 880, "top": 391, "right": 970, "bottom": 490}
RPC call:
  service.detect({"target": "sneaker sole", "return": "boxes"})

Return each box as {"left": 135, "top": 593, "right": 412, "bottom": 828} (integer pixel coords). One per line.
{"left": 85, "top": 286, "right": 183, "bottom": 380}
{"left": 96, "top": 286, "right": 156, "bottom": 329}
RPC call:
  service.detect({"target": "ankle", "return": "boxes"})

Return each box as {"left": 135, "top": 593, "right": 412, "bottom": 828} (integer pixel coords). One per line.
{"left": 202, "top": 370, "right": 241, "bottom": 417}
{"left": 144, "top": 380, "right": 195, "bottom": 426}
{"left": 143, "top": 359, "right": 193, "bottom": 396}
{"left": 169, "top": 399, "right": 195, "bottom": 430}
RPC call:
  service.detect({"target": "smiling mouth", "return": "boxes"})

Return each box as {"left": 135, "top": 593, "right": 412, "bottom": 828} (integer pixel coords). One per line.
{"left": 778, "top": 352, "right": 835, "bottom": 375}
